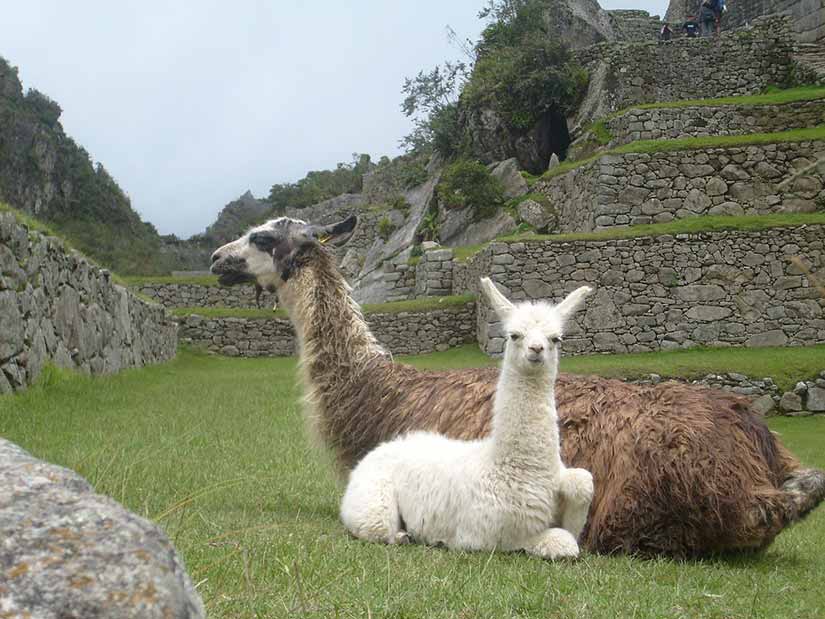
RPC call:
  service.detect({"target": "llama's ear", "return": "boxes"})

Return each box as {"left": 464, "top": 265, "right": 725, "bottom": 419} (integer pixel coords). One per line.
{"left": 555, "top": 286, "right": 593, "bottom": 324}
{"left": 479, "top": 277, "right": 513, "bottom": 320}
{"left": 307, "top": 215, "right": 357, "bottom": 247}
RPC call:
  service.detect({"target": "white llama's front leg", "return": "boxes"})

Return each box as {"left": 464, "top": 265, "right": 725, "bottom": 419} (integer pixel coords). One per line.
{"left": 340, "top": 473, "right": 404, "bottom": 544}
{"left": 525, "top": 527, "right": 580, "bottom": 560}
{"left": 558, "top": 467, "right": 594, "bottom": 541}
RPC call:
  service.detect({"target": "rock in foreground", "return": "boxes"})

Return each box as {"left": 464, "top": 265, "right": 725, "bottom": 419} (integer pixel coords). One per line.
{"left": 0, "top": 439, "right": 204, "bottom": 619}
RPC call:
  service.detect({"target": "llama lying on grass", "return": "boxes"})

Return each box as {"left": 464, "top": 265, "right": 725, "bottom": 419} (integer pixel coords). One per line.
{"left": 341, "top": 279, "right": 594, "bottom": 558}
{"left": 210, "top": 214, "right": 825, "bottom": 558}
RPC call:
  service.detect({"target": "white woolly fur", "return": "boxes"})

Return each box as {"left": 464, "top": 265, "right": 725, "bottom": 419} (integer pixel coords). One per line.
{"left": 340, "top": 278, "right": 595, "bottom": 559}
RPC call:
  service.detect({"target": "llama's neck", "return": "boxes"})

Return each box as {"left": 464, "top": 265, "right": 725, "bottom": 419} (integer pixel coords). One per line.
{"left": 490, "top": 364, "right": 561, "bottom": 471}
{"left": 278, "top": 248, "right": 385, "bottom": 433}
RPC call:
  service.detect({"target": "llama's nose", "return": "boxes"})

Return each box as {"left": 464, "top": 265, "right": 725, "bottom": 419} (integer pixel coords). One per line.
{"left": 529, "top": 344, "right": 544, "bottom": 354}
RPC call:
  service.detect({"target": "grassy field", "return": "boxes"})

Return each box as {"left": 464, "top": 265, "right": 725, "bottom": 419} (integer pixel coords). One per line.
{"left": 2, "top": 348, "right": 824, "bottom": 618}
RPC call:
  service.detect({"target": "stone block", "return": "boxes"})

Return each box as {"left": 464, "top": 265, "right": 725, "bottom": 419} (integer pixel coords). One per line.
{"left": 779, "top": 391, "right": 803, "bottom": 412}
{"left": 0, "top": 439, "right": 205, "bottom": 618}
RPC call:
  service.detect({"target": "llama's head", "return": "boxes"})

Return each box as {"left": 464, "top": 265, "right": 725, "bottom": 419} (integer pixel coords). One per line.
{"left": 479, "top": 277, "right": 592, "bottom": 376}
{"left": 210, "top": 215, "right": 357, "bottom": 289}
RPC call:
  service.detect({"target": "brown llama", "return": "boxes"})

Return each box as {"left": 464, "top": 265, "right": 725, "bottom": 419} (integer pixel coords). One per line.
{"left": 211, "top": 215, "right": 825, "bottom": 558}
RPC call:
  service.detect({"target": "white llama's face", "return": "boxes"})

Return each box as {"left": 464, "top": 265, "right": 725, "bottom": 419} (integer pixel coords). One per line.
{"left": 502, "top": 303, "right": 564, "bottom": 375}
{"left": 210, "top": 215, "right": 357, "bottom": 289}
{"left": 479, "top": 277, "right": 593, "bottom": 375}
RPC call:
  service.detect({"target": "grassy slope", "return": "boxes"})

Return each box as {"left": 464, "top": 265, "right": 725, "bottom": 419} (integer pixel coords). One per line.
{"left": 2, "top": 348, "right": 824, "bottom": 618}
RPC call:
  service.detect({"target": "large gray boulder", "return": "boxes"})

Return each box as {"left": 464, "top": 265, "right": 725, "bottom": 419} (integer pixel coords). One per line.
{"left": 545, "top": 0, "right": 618, "bottom": 49}
{"left": 0, "top": 439, "right": 204, "bottom": 619}
{"left": 489, "top": 159, "right": 529, "bottom": 200}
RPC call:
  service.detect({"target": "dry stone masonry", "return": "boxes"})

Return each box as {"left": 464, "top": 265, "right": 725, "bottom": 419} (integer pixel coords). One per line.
{"left": 603, "top": 99, "right": 825, "bottom": 147}
{"left": 575, "top": 16, "right": 794, "bottom": 112}
{"left": 0, "top": 212, "right": 177, "bottom": 393}
{"left": 455, "top": 226, "right": 824, "bottom": 356}
{"left": 136, "top": 281, "right": 276, "bottom": 310}
{"left": 177, "top": 302, "right": 477, "bottom": 357}
{"left": 537, "top": 141, "right": 825, "bottom": 231}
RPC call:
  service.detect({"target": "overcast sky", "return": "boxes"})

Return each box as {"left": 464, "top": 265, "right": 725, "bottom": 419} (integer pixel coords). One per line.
{"left": 1, "top": 1, "right": 668, "bottom": 238}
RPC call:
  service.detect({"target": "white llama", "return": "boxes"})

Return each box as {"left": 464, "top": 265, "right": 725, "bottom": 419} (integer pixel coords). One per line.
{"left": 340, "top": 278, "right": 594, "bottom": 559}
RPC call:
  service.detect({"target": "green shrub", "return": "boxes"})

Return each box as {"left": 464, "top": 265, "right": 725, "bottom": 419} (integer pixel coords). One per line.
{"left": 388, "top": 194, "right": 411, "bottom": 215}
{"left": 377, "top": 216, "right": 396, "bottom": 241}
{"left": 436, "top": 159, "right": 504, "bottom": 219}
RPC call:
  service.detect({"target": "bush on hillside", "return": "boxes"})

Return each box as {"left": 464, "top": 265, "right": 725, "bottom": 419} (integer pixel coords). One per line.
{"left": 436, "top": 159, "right": 504, "bottom": 219}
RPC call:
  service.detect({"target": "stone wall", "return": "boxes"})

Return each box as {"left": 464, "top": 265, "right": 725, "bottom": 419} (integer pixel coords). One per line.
{"left": 414, "top": 248, "right": 454, "bottom": 298}
{"left": 455, "top": 226, "right": 825, "bottom": 356}
{"left": 666, "top": 0, "right": 825, "bottom": 44}
{"left": 574, "top": 16, "right": 794, "bottom": 119}
{"left": 609, "top": 9, "right": 663, "bottom": 42}
{"left": 0, "top": 212, "right": 177, "bottom": 393}
{"left": 177, "top": 302, "right": 477, "bottom": 357}
{"left": 383, "top": 256, "right": 418, "bottom": 303}
{"left": 605, "top": 99, "right": 825, "bottom": 147}
{"left": 537, "top": 140, "right": 825, "bottom": 232}
{"left": 135, "top": 282, "right": 276, "bottom": 310}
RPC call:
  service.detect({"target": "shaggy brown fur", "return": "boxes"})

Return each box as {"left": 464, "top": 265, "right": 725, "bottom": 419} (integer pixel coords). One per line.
{"left": 279, "top": 244, "right": 825, "bottom": 558}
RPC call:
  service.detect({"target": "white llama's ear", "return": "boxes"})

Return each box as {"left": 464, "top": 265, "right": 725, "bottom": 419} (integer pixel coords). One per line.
{"left": 479, "top": 277, "right": 513, "bottom": 320}
{"left": 555, "top": 286, "right": 593, "bottom": 324}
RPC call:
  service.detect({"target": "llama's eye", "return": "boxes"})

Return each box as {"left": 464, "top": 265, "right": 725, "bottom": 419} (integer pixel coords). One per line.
{"left": 509, "top": 333, "right": 521, "bottom": 341}
{"left": 551, "top": 336, "right": 562, "bottom": 345}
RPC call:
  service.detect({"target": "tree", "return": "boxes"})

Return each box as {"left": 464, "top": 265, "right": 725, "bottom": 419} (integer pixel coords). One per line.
{"left": 400, "top": 62, "right": 469, "bottom": 156}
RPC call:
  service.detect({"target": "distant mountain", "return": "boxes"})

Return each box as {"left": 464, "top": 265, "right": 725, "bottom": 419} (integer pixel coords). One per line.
{"left": 0, "top": 56, "right": 171, "bottom": 275}
{"left": 204, "top": 190, "right": 271, "bottom": 246}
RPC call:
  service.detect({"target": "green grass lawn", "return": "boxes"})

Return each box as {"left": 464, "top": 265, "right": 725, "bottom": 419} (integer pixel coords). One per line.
{"left": 2, "top": 348, "right": 824, "bottom": 618}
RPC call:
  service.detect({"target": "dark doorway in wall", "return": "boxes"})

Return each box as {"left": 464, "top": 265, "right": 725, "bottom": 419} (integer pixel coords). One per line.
{"left": 536, "top": 107, "right": 571, "bottom": 169}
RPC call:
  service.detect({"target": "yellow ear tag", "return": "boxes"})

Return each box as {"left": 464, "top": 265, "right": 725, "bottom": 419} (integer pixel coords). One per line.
{"left": 318, "top": 235, "right": 331, "bottom": 245}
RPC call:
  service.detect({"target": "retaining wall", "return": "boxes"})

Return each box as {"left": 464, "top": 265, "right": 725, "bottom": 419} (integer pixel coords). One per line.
{"left": 574, "top": 16, "right": 795, "bottom": 114}
{"left": 177, "top": 302, "right": 477, "bottom": 357}
{"left": 537, "top": 140, "right": 825, "bottom": 232}
{"left": 0, "top": 212, "right": 177, "bottom": 393}
{"left": 605, "top": 99, "right": 825, "bottom": 147}
{"left": 135, "top": 282, "right": 276, "bottom": 310}
{"left": 454, "top": 225, "right": 825, "bottom": 356}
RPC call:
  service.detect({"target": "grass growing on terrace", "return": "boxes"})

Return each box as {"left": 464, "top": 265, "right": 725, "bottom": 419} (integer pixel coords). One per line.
{"left": 2, "top": 347, "right": 824, "bottom": 618}
{"left": 451, "top": 213, "right": 825, "bottom": 263}
{"left": 122, "top": 274, "right": 221, "bottom": 287}
{"left": 623, "top": 85, "right": 825, "bottom": 113}
{"left": 543, "top": 124, "right": 825, "bottom": 180}
{"left": 424, "top": 343, "right": 825, "bottom": 391}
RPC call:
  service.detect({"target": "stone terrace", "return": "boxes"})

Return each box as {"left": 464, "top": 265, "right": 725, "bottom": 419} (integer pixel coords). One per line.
{"left": 603, "top": 99, "right": 825, "bottom": 147}
{"left": 454, "top": 225, "right": 825, "bottom": 356}
{"left": 537, "top": 140, "right": 825, "bottom": 231}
